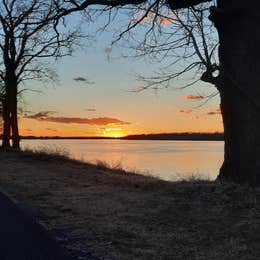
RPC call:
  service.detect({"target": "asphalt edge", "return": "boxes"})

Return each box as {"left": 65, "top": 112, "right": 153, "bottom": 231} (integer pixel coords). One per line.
{"left": 0, "top": 187, "right": 78, "bottom": 260}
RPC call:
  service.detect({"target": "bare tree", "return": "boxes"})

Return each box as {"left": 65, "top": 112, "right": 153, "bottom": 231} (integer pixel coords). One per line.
{"left": 0, "top": 0, "right": 86, "bottom": 148}
{"left": 0, "top": 82, "right": 3, "bottom": 133}
{"left": 1, "top": 0, "right": 260, "bottom": 185}
{"left": 0, "top": 0, "right": 162, "bottom": 150}
{"left": 116, "top": 3, "right": 219, "bottom": 92}
{"left": 0, "top": 0, "right": 160, "bottom": 149}
{"left": 159, "top": 0, "right": 260, "bottom": 185}
{"left": 81, "top": 0, "right": 260, "bottom": 185}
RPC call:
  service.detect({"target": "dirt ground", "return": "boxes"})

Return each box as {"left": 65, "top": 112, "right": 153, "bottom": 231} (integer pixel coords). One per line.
{"left": 0, "top": 149, "right": 260, "bottom": 260}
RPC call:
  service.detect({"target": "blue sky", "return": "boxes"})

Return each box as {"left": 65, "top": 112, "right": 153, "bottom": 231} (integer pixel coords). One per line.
{"left": 20, "top": 10, "right": 222, "bottom": 137}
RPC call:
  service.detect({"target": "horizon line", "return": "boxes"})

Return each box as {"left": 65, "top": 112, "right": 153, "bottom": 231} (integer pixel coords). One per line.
{"left": 12, "top": 132, "right": 224, "bottom": 140}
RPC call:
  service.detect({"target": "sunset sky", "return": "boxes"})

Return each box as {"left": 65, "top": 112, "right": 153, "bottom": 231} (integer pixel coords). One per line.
{"left": 19, "top": 12, "right": 223, "bottom": 138}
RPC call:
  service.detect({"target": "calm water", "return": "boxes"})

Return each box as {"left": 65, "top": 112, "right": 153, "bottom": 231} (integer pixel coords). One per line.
{"left": 21, "top": 139, "right": 224, "bottom": 181}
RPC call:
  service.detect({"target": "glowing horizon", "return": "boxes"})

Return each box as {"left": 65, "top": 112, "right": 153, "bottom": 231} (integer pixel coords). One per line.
{"left": 19, "top": 109, "right": 223, "bottom": 137}
{"left": 14, "top": 14, "right": 222, "bottom": 138}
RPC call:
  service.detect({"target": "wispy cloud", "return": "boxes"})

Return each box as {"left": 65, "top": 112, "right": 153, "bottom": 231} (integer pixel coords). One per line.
{"left": 25, "top": 111, "right": 130, "bottom": 126}
{"left": 190, "top": 115, "right": 200, "bottom": 120}
{"left": 85, "top": 108, "right": 96, "bottom": 112}
{"left": 41, "top": 117, "right": 130, "bottom": 125}
{"left": 132, "top": 12, "right": 178, "bottom": 27}
{"left": 45, "top": 128, "right": 58, "bottom": 132}
{"left": 206, "top": 108, "right": 221, "bottom": 115}
{"left": 185, "top": 95, "right": 204, "bottom": 100}
{"left": 73, "top": 77, "right": 95, "bottom": 85}
{"left": 178, "top": 109, "right": 193, "bottom": 114}
{"left": 178, "top": 107, "right": 221, "bottom": 120}
{"left": 26, "top": 111, "right": 56, "bottom": 119}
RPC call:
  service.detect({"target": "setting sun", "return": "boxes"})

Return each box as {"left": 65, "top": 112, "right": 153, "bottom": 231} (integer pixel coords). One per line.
{"left": 103, "top": 127, "right": 126, "bottom": 138}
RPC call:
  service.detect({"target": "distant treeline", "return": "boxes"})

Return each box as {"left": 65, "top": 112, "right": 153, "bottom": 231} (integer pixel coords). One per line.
{"left": 122, "top": 133, "right": 224, "bottom": 141}
{"left": 20, "top": 136, "right": 112, "bottom": 140}
{"left": 18, "top": 132, "right": 224, "bottom": 141}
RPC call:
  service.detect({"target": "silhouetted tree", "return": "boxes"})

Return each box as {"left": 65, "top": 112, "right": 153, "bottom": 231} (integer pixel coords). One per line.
{"left": 82, "top": 0, "right": 260, "bottom": 185}
{"left": 0, "top": 80, "right": 5, "bottom": 143}
{"left": 1, "top": 0, "right": 259, "bottom": 185}
{"left": 0, "top": 0, "right": 85, "bottom": 148}
{"left": 117, "top": 3, "right": 218, "bottom": 93}
{"left": 0, "top": 92, "right": 3, "bottom": 134}
{"left": 156, "top": 0, "right": 260, "bottom": 186}
{"left": 0, "top": 0, "right": 168, "bottom": 149}
{"left": 0, "top": 0, "right": 152, "bottom": 149}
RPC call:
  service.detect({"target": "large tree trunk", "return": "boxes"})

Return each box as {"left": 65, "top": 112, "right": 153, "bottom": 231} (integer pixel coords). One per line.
{"left": 217, "top": 81, "right": 260, "bottom": 185}
{"left": 3, "top": 71, "right": 20, "bottom": 150}
{"left": 10, "top": 91, "right": 20, "bottom": 149}
{"left": 2, "top": 99, "right": 11, "bottom": 148}
{"left": 211, "top": 0, "right": 260, "bottom": 185}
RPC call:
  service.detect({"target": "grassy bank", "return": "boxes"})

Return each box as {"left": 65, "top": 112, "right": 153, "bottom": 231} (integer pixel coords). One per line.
{"left": 0, "top": 149, "right": 260, "bottom": 260}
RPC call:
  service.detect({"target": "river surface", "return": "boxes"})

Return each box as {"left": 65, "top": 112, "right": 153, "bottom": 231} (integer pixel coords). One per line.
{"left": 21, "top": 139, "right": 224, "bottom": 181}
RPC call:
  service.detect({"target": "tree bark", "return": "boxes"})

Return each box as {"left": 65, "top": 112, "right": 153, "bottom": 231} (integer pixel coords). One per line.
{"left": 1, "top": 99, "right": 11, "bottom": 148}
{"left": 10, "top": 91, "right": 20, "bottom": 149}
{"left": 3, "top": 70, "right": 20, "bottom": 150}
{"left": 212, "top": 0, "right": 260, "bottom": 185}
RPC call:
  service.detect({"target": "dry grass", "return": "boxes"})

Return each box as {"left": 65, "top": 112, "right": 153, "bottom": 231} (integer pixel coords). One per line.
{"left": 0, "top": 149, "right": 260, "bottom": 260}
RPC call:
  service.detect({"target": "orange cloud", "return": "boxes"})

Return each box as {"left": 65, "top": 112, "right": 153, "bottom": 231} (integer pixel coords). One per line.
{"left": 25, "top": 111, "right": 130, "bottom": 126}
{"left": 45, "top": 128, "right": 58, "bottom": 132}
{"left": 206, "top": 108, "right": 221, "bottom": 115}
{"left": 132, "top": 13, "right": 177, "bottom": 27}
{"left": 185, "top": 95, "right": 204, "bottom": 100}
{"left": 190, "top": 115, "right": 200, "bottom": 120}
{"left": 178, "top": 109, "right": 193, "bottom": 114}
{"left": 159, "top": 17, "right": 172, "bottom": 26}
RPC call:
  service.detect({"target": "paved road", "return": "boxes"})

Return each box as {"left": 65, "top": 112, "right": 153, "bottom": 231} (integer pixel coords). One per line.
{"left": 0, "top": 192, "right": 75, "bottom": 260}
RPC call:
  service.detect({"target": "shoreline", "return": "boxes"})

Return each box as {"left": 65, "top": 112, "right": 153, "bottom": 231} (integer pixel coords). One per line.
{"left": 20, "top": 137, "right": 224, "bottom": 141}
{"left": 9, "top": 132, "right": 224, "bottom": 141}
{"left": 0, "top": 149, "right": 259, "bottom": 259}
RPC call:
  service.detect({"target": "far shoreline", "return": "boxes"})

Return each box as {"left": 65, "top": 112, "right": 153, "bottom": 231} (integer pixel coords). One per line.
{"left": 18, "top": 132, "right": 224, "bottom": 141}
